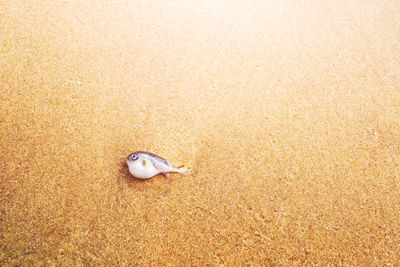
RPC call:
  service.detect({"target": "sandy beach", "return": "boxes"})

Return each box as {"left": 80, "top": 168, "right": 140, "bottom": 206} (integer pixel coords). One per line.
{"left": 1, "top": 0, "right": 400, "bottom": 265}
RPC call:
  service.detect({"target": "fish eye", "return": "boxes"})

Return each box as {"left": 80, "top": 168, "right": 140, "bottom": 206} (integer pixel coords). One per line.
{"left": 131, "top": 154, "right": 138, "bottom": 161}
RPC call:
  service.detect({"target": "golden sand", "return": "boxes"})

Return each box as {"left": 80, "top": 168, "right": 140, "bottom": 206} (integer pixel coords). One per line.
{"left": 1, "top": 0, "right": 400, "bottom": 265}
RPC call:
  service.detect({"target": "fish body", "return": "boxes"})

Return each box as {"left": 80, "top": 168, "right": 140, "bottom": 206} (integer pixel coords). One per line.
{"left": 126, "top": 151, "right": 186, "bottom": 179}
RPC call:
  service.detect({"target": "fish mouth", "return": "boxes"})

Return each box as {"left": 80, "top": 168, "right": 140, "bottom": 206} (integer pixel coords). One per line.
{"left": 126, "top": 157, "right": 133, "bottom": 166}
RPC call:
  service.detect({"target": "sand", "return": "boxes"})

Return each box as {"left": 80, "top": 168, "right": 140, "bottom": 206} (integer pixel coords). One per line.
{"left": 1, "top": 0, "right": 400, "bottom": 265}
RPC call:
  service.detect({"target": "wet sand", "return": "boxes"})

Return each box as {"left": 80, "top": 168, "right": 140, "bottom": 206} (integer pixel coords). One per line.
{"left": 1, "top": 0, "right": 400, "bottom": 265}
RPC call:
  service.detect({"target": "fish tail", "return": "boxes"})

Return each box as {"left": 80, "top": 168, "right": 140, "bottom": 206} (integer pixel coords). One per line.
{"left": 176, "top": 166, "right": 187, "bottom": 174}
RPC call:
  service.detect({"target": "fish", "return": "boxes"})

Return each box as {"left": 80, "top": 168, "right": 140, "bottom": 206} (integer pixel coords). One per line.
{"left": 126, "top": 151, "right": 186, "bottom": 179}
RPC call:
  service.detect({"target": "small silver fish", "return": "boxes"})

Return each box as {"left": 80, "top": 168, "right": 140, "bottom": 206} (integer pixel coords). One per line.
{"left": 126, "top": 151, "right": 186, "bottom": 179}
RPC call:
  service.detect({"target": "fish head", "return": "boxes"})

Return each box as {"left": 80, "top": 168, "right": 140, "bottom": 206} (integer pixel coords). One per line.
{"left": 126, "top": 151, "right": 159, "bottom": 179}
{"left": 126, "top": 152, "right": 141, "bottom": 168}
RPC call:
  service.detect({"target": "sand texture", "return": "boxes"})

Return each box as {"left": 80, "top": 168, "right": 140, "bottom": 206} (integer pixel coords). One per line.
{"left": 1, "top": 0, "right": 400, "bottom": 265}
